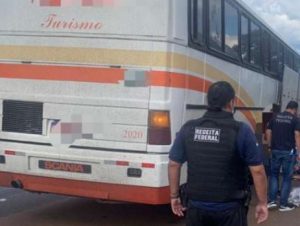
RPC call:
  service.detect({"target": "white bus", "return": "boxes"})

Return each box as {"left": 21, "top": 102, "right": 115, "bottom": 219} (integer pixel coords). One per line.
{"left": 0, "top": 0, "right": 299, "bottom": 205}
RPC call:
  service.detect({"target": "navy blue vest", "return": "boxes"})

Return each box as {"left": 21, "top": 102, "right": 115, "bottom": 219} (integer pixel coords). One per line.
{"left": 184, "top": 110, "right": 247, "bottom": 202}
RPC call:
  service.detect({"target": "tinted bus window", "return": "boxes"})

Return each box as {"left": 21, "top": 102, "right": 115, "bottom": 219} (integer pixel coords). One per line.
{"left": 191, "top": 0, "right": 204, "bottom": 44}
{"left": 224, "top": 1, "right": 239, "bottom": 58}
{"left": 241, "top": 16, "right": 249, "bottom": 62}
{"left": 285, "top": 49, "right": 293, "bottom": 69}
{"left": 262, "top": 31, "right": 270, "bottom": 71}
{"left": 209, "top": 0, "right": 222, "bottom": 51}
{"left": 250, "top": 21, "right": 261, "bottom": 66}
{"left": 278, "top": 43, "right": 284, "bottom": 75}
{"left": 270, "top": 37, "right": 278, "bottom": 74}
{"left": 294, "top": 55, "right": 299, "bottom": 72}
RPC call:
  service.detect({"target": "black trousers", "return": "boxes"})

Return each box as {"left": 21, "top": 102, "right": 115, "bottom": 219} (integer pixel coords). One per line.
{"left": 186, "top": 204, "right": 248, "bottom": 226}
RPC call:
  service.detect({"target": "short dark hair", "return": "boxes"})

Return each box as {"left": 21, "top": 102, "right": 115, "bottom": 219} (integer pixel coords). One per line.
{"left": 286, "top": 101, "right": 298, "bottom": 110}
{"left": 207, "top": 81, "right": 235, "bottom": 110}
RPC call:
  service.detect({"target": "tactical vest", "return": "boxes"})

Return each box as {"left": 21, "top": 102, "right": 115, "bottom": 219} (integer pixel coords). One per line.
{"left": 184, "top": 110, "right": 247, "bottom": 202}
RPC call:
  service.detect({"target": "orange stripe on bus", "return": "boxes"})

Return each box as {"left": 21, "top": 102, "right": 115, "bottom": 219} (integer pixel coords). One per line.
{"left": 235, "top": 99, "right": 257, "bottom": 130}
{"left": 0, "top": 172, "right": 170, "bottom": 205}
{"left": 148, "top": 71, "right": 210, "bottom": 92}
{"left": 148, "top": 71, "right": 256, "bottom": 129}
{"left": 0, "top": 63, "right": 124, "bottom": 84}
{"left": 0, "top": 63, "right": 256, "bottom": 129}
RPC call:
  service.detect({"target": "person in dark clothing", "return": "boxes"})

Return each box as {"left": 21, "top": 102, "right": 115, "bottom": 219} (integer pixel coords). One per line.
{"left": 168, "top": 81, "right": 268, "bottom": 226}
{"left": 266, "top": 100, "right": 300, "bottom": 211}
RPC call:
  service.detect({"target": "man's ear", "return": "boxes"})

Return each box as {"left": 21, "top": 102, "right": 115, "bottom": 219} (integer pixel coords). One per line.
{"left": 230, "top": 99, "right": 235, "bottom": 109}
{"left": 229, "top": 98, "right": 236, "bottom": 113}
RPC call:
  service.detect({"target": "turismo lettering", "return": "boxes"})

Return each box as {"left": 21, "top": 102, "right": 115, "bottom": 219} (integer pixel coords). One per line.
{"left": 41, "top": 14, "right": 103, "bottom": 30}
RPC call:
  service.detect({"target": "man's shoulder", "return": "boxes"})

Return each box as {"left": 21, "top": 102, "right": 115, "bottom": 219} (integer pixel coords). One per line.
{"left": 235, "top": 121, "right": 253, "bottom": 136}
{"left": 280, "top": 111, "right": 295, "bottom": 118}
{"left": 183, "top": 118, "right": 202, "bottom": 127}
{"left": 177, "top": 119, "right": 199, "bottom": 136}
{"left": 237, "top": 121, "right": 250, "bottom": 128}
{"left": 274, "top": 111, "right": 298, "bottom": 124}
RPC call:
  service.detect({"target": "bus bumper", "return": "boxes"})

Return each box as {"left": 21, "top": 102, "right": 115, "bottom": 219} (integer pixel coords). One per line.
{"left": 0, "top": 172, "right": 170, "bottom": 205}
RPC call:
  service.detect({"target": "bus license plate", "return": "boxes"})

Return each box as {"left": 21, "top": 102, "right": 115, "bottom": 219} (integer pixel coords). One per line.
{"left": 38, "top": 160, "right": 92, "bottom": 174}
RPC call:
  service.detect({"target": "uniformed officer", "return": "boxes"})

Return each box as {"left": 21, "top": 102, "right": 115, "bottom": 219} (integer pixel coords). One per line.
{"left": 168, "top": 81, "right": 268, "bottom": 226}
{"left": 266, "top": 100, "right": 300, "bottom": 211}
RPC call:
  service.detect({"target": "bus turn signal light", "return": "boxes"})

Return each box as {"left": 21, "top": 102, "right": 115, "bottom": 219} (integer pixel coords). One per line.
{"left": 148, "top": 110, "right": 171, "bottom": 145}
{"left": 149, "top": 111, "right": 170, "bottom": 128}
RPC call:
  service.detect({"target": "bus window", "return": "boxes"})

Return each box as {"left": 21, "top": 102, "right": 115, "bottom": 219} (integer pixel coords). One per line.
{"left": 224, "top": 1, "right": 239, "bottom": 58}
{"left": 294, "top": 55, "right": 299, "bottom": 72}
{"left": 250, "top": 21, "right": 261, "bottom": 67}
{"left": 241, "top": 15, "right": 249, "bottom": 63}
{"left": 278, "top": 43, "right": 284, "bottom": 76}
{"left": 191, "top": 0, "right": 204, "bottom": 45}
{"left": 285, "top": 48, "right": 293, "bottom": 69}
{"left": 209, "top": 0, "right": 222, "bottom": 51}
{"left": 262, "top": 31, "right": 270, "bottom": 72}
{"left": 270, "top": 37, "right": 278, "bottom": 74}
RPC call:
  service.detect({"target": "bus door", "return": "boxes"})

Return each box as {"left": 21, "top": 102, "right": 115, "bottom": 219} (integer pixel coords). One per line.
{"left": 281, "top": 66, "right": 299, "bottom": 111}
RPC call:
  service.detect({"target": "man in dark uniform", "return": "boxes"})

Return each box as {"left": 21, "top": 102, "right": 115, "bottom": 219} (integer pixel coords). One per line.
{"left": 168, "top": 81, "right": 268, "bottom": 226}
{"left": 266, "top": 101, "right": 300, "bottom": 211}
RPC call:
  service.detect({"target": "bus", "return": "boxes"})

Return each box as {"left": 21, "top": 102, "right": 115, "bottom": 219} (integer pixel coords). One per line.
{"left": 0, "top": 0, "right": 299, "bottom": 205}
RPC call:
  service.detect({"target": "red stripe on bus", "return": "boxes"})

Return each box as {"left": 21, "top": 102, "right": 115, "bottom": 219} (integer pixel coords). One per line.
{"left": 40, "top": 0, "right": 61, "bottom": 6}
{"left": 0, "top": 172, "right": 170, "bottom": 204}
{"left": 116, "top": 161, "right": 129, "bottom": 166}
{"left": 4, "top": 150, "right": 16, "bottom": 156}
{"left": 0, "top": 63, "right": 124, "bottom": 84}
{"left": 141, "top": 163, "right": 155, "bottom": 169}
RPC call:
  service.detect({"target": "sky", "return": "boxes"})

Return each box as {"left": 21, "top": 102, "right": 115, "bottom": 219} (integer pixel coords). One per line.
{"left": 242, "top": 0, "right": 300, "bottom": 54}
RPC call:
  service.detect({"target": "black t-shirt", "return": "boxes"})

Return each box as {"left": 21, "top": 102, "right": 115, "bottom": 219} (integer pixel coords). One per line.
{"left": 267, "top": 111, "right": 300, "bottom": 150}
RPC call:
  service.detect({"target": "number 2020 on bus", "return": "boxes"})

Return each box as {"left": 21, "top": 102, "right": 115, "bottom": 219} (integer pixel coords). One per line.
{"left": 123, "top": 130, "right": 144, "bottom": 139}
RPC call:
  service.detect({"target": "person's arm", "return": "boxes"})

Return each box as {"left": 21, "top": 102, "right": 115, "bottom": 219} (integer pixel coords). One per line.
{"left": 265, "top": 129, "right": 272, "bottom": 152}
{"left": 249, "top": 165, "right": 268, "bottom": 224}
{"left": 295, "top": 131, "right": 300, "bottom": 150}
{"left": 238, "top": 123, "right": 268, "bottom": 224}
{"left": 168, "top": 160, "right": 181, "bottom": 199}
{"left": 168, "top": 160, "right": 186, "bottom": 216}
{"left": 294, "top": 118, "right": 300, "bottom": 158}
{"left": 168, "top": 125, "right": 187, "bottom": 217}
{"left": 295, "top": 131, "right": 300, "bottom": 161}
